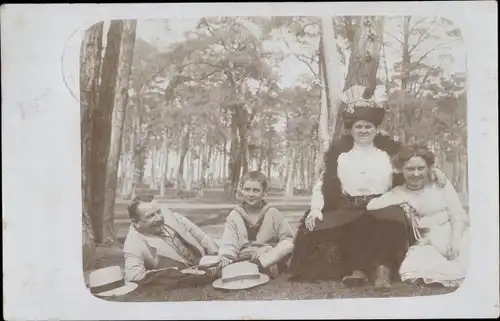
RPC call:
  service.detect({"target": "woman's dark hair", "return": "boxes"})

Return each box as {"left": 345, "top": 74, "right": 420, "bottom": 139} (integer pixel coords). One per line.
{"left": 343, "top": 117, "right": 376, "bottom": 130}
{"left": 393, "top": 144, "right": 436, "bottom": 169}
{"left": 127, "top": 194, "right": 155, "bottom": 222}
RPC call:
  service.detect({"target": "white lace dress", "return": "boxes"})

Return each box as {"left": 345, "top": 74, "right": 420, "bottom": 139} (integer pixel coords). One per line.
{"left": 367, "top": 180, "right": 470, "bottom": 287}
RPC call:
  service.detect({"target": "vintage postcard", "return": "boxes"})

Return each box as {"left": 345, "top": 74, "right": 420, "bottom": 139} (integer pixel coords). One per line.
{"left": 2, "top": 2, "right": 499, "bottom": 320}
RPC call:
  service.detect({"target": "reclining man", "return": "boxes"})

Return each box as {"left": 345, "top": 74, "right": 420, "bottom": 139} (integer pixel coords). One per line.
{"left": 123, "top": 194, "right": 219, "bottom": 287}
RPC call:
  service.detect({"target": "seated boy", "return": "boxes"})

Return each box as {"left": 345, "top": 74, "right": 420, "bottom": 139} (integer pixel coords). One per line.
{"left": 216, "top": 171, "right": 295, "bottom": 277}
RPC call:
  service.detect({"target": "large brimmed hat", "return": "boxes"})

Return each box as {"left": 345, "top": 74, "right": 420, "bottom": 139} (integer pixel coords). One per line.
{"left": 341, "top": 85, "right": 386, "bottom": 127}
{"left": 212, "top": 261, "right": 269, "bottom": 290}
{"left": 88, "top": 266, "right": 138, "bottom": 297}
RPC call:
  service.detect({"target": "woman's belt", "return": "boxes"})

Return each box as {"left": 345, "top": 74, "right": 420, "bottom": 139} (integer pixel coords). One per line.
{"left": 340, "top": 193, "right": 382, "bottom": 208}
{"left": 416, "top": 211, "right": 450, "bottom": 228}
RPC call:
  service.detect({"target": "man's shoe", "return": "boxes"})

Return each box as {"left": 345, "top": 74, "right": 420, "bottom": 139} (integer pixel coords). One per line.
{"left": 342, "top": 270, "right": 369, "bottom": 287}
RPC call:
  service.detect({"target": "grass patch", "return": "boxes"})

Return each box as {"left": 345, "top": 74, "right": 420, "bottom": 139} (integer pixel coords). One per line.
{"left": 85, "top": 245, "right": 458, "bottom": 302}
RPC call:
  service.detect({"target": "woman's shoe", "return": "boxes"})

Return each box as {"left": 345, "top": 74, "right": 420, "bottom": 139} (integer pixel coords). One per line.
{"left": 373, "top": 265, "right": 392, "bottom": 292}
{"left": 342, "top": 270, "right": 369, "bottom": 287}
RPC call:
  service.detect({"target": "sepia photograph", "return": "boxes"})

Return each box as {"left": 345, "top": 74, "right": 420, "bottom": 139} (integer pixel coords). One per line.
{"left": 81, "top": 15, "right": 470, "bottom": 302}
{"left": 2, "top": 2, "right": 498, "bottom": 320}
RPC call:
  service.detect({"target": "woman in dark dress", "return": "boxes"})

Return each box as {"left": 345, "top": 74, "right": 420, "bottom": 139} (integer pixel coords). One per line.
{"left": 288, "top": 88, "right": 443, "bottom": 291}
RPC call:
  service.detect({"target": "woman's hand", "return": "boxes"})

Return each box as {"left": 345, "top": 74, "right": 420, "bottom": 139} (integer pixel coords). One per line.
{"left": 305, "top": 209, "right": 323, "bottom": 231}
{"left": 445, "top": 241, "right": 460, "bottom": 260}
{"left": 445, "top": 232, "right": 462, "bottom": 260}
{"left": 430, "top": 168, "right": 447, "bottom": 188}
{"left": 401, "top": 197, "right": 420, "bottom": 213}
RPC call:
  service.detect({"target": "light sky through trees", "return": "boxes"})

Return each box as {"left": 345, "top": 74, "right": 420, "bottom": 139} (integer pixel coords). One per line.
{"left": 131, "top": 18, "right": 466, "bottom": 89}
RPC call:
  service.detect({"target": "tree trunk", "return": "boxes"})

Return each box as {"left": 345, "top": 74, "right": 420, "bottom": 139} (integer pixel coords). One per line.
{"left": 80, "top": 21, "right": 103, "bottom": 261}
{"left": 309, "top": 145, "right": 317, "bottom": 190}
{"left": 239, "top": 123, "right": 250, "bottom": 177}
{"left": 284, "top": 146, "right": 298, "bottom": 197}
{"left": 164, "top": 137, "right": 170, "bottom": 182}
{"left": 177, "top": 126, "right": 190, "bottom": 190}
{"left": 138, "top": 153, "right": 147, "bottom": 184}
{"left": 127, "top": 116, "right": 140, "bottom": 199}
{"left": 395, "top": 16, "right": 412, "bottom": 143}
{"left": 200, "top": 144, "right": 211, "bottom": 190}
{"left": 82, "top": 209, "right": 96, "bottom": 270}
{"left": 299, "top": 146, "right": 306, "bottom": 190}
{"left": 460, "top": 153, "right": 468, "bottom": 196}
{"left": 213, "top": 148, "right": 219, "bottom": 183}
{"left": 332, "top": 16, "right": 385, "bottom": 141}
{"left": 159, "top": 132, "right": 168, "bottom": 196}
{"left": 228, "top": 109, "right": 241, "bottom": 199}
{"left": 319, "top": 18, "right": 342, "bottom": 143}
{"left": 266, "top": 135, "right": 272, "bottom": 181}
{"left": 257, "top": 148, "right": 265, "bottom": 172}
{"left": 150, "top": 147, "right": 158, "bottom": 189}
{"left": 102, "top": 20, "right": 136, "bottom": 244}
{"left": 90, "top": 20, "right": 123, "bottom": 244}
{"left": 121, "top": 116, "right": 135, "bottom": 198}
{"left": 222, "top": 140, "right": 227, "bottom": 180}
{"left": 401, "top": 16, "right": 411, "bottom": 91}
{"left": 186, "top": 149, "right": 193, "bottom": 191}
{"left": 317, "top": 59, "right": 330, "bottom": 178}
{"left": 208, "top": 145, "right": 214, "bottom": 180}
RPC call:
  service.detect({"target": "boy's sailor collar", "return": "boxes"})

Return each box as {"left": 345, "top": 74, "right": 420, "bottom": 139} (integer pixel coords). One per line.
{"left": 237, "top": 201, "right": 272, "bottom": 227}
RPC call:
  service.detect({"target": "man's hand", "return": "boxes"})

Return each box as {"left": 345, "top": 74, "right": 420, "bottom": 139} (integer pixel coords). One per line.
{"left": 141, "top": 268, "right": 182, "bottom": 286}
{"left": 305, "top": 209, "right": 323, "bottom": 231}
{"left": 214, "top": 256, "right": 233, "bottom": 276}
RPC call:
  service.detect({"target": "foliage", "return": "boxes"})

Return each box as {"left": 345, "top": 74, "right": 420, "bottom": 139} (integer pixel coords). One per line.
{"left": 116, "top": 15, "right": 467, "bottom": 194}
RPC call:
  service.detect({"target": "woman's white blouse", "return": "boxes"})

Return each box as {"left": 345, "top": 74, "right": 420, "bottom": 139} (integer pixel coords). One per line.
{"left": 337, "top": 144, "right": 393, "bottom": 196}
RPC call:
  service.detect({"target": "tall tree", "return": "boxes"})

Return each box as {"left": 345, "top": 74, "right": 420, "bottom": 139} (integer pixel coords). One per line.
{"left": 90, "top": 20, "right": 124, "bottom": 244}
{"left": 332, "top": 16, "right": 385, "bottom": 140}
{"left": 318, "top": 17, "right": 342, "bottom": 169}
{"left": 102, "top": 20, "right": 137, "bottom": 244}
{"left": 80, "top": 21, "right": 104, "bottom": 266}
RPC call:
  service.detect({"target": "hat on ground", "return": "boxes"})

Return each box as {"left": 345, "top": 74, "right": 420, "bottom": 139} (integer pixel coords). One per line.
{"left": 212, "top": 261, "right": 269, "bottom": 290}
{"left": 88, "top": 266, "right": 138, "bottom": 297}
{"left": 341, "top": 85, "right": 386, "bottom": 127}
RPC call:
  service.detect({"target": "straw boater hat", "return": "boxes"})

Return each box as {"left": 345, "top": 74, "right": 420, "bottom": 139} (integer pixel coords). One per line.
{"left": 88, "top": 266, "right": 138, "bottom": 297}
{"left": 212, "top": 261, "right": 269, "bottom": 290}
{"left": 341, "top": 85, "right": 386, "bottom": 127}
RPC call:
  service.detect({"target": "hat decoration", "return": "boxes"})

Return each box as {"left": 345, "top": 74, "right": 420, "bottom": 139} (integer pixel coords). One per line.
{"left": 341, "top": 85, "right": 387, "bottom": 127}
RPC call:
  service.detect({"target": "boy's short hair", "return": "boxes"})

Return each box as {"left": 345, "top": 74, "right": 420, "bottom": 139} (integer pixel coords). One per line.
{"left": 240, "top": 171, "right": 268, "bottom": 190}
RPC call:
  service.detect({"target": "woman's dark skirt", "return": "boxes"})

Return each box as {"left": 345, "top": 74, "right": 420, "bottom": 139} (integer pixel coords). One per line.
{"left": 289, "top": 205, "right": 413, "bottom": 282}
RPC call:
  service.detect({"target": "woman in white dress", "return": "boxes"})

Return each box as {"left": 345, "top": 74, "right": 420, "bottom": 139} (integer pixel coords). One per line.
{"left": 367, "top": 144, "right": 470, "bottom": 287}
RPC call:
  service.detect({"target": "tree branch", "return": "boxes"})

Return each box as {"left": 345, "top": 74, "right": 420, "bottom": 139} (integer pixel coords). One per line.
{"left": 279, "top": 29, "right": 319, "bottom": 79}
{"left": 408, "top": 20, "right": 441, "bottom": 54}
{"left": 409, "top": 17, "right": 428, "bottom": 35}
{"left": 414, "top": 65, "right": 440, "bottom": 98}
{"left": 413, "top": 43, "right": 448, "bottom": 66}
{"left": 384, "top": 30, "right": 404, "bottom": 46}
